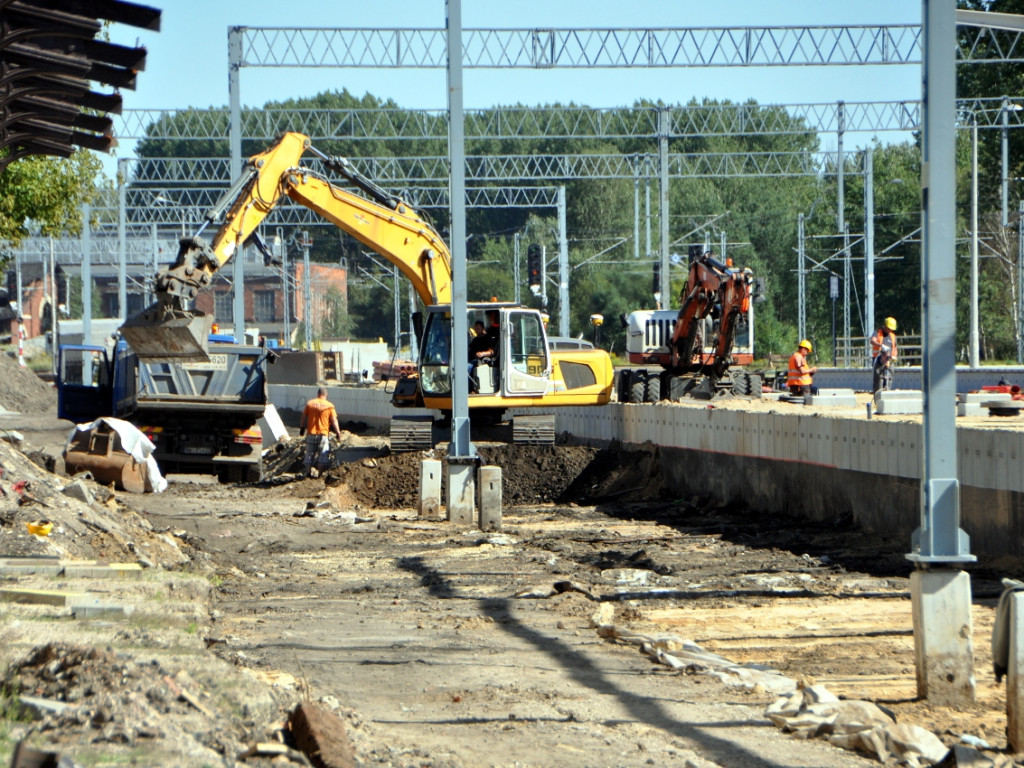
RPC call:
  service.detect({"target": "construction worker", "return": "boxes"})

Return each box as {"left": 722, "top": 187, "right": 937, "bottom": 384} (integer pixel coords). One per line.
{"left": 787, "top": 339, "right": 817, "bottom": 396}
{"left": 870, "top": 316, "right": 898, "bottom": 393}
{"left": 298, "top": 386, "right": 344, "bottom": 478}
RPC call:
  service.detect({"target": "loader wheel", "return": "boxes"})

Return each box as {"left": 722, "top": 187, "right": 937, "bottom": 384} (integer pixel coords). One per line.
{"left": 629, "top": 375, "right": 646, "bottom": 404}
{"left": 644, "top": 373, "right": 661, "bottom": 403}
{"left": 731, "top": 372, "right": 749, "bottom": 396}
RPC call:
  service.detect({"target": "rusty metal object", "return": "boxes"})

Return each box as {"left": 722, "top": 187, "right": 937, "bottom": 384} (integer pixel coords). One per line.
{"left": 64, "top": 423, "right": 147, "bottom": 493}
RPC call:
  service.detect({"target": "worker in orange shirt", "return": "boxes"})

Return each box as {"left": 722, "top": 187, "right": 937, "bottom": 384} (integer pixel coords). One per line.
{"left": 787, "top": 339, "right": 817, "bottom": 396}
{"left": 299, "top": 387, "right": 344, "bottom": 478}
{"left": 870, "top": 316, "right": 898, "bottom": 393}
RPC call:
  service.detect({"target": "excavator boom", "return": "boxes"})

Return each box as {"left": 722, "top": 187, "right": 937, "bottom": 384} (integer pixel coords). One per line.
{"left": 120, "top": 132, "right": 452, "bottom": 361}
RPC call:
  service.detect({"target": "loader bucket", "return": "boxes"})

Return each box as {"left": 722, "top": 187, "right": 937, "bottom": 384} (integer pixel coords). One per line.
{"left": 64, "top": 424, "right": 148, "bottom": 493}
{"left": 120, "top": 303, "right": 214, "bottom": 363}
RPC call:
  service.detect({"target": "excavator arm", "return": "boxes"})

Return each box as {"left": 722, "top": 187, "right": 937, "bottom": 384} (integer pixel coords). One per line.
{"left": 668, "top": 251, "right": 752, "bottom": 376}
{"left": 121, "top": 132, "right": 452, "bottom": 362}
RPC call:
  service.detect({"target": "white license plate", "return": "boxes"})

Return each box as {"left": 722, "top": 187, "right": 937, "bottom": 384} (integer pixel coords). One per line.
{"left": 181, "top": 446, "right": 214, "bottom": 455}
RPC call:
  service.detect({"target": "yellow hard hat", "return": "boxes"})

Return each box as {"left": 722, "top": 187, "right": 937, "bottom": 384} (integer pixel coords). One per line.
{"left": 884, "top": 316, "right": 897, "bottom": 331}
{"left": 799, "top": 339, "right": 813, "bottom": 352}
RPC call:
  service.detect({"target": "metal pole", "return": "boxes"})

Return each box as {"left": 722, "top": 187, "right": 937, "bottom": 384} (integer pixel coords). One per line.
{"left": 117, "top": 158, "right": 127, "bottom": 321}
{"left": 301, "top": 231, "right": 312, "bottom": 349}
{"left": 911, "top": 0, "right": 975, "bottom": 708}
{"left": 798, "top": 213, "right": 806, "bottom": 342}
{"left": 150, "top": 222, "right": 158, "bottom": 305}
{"left": 408, "top": 284, "right": 419, "bottom": 361}
{"left": 633, "top": 166, "right": 640, "bottom": 260}
{"left": 277, "top": 227, "right": 290, "bottom": 347}
{"left": 513, "top": 232, "right": 521, "bottom": 305}
{"left": 644, "top": 158, "right": 651, "bottom": 262}
{"left": 1003, "top": 95, "right": 1010, "bottom": 228}
{"left": 81, "top": 203, "right": 92, "bottom": 347}
{"left": 558, "top": 186, "right": 570, "bottom": 338}
{"left": 446, "top": 0, "right": 472, "bottom": 459}
{"left": 393, "top": 264, "right": 400, "bottom": 351}
{"left": 970, "top": 121, "right": 980, "bottom": 368}
{"left": 720, "top": 230, "right": 726, "bottom": 263}
{"left": 843, "top": 223, "right": 851, "bottom": 366}
{"left": 229, "top": 26, "right": 246, "bottom": 343}
{"left": 658, "top": 109, "right": 670, "bottom": 310}
{"left": 1019, "top": 201, "right": 1024, "bottom": 364}
{"left": 49, "top": 236, "right": 57, "bottom": 375}
{"left": 864, "top": 148, "right": 875, "bottom": 363}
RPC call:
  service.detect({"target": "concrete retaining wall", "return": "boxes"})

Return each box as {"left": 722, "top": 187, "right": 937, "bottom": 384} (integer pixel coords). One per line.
{"left": 268, "top": 384, "right": 1024, "bottom": 559}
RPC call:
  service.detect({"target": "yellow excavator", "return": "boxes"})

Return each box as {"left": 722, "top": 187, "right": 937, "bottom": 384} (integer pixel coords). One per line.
{"left": 120, "top": 132, "right": 614, "bottom": 449}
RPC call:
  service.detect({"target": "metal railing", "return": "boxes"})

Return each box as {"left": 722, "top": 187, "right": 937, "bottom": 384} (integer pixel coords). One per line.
{"left": 832, "top": 335, "right": 922, "bottom": 368}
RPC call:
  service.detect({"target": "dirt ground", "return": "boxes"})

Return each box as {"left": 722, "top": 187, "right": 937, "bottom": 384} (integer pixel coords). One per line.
{"left": 0, "top": 396, "right": 1019, "bottom": 766}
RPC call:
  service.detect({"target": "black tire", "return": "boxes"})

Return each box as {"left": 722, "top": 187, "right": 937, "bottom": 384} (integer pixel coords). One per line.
{"left": 731, "top": 372, "right": 749, "bottom": 396}
{"left": 629, "top": 375, "right": 646, "bottom": 404}
{"left": 644, "top": 373, "right": 661, "bottom": 403}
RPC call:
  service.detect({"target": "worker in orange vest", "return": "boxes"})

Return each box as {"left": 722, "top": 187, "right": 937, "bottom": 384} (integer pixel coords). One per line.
{"left": 870, "top": 316, "right": 898, "bottom": 393}
{"left": 299, "top": 387, "right": 344, "bottom": 478}
{"left": 787, "top": 339, "right": 817, "bottom": 396}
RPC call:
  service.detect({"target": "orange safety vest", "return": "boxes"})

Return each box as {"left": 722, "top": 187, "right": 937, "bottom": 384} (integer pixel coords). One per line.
{"left": 870, "top": 329, "right": 897, "bottom": 360}
{"left": 302, "top": 397, "right": 337, "bottom": 435}
{"left": 787, "top": 351, "right": 813, "bottom": 388}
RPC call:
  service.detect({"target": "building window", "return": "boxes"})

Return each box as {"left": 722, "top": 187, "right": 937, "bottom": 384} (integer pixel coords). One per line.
{"left": 101, "top": 293, "right": 119, "bottom": 318}
{"left": 214, "top": 291, "right": 232, "bottom": 322}
{"left": 253, "top": 289, "right": 276, "bottom": 323}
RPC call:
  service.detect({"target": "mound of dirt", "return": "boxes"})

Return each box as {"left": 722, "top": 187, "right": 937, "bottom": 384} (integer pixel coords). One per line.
{"left": 317, "top": 442, "right": 665, "bottom": 509}
{"left": 0, "top": 353, "right": 54, "bottom": 414}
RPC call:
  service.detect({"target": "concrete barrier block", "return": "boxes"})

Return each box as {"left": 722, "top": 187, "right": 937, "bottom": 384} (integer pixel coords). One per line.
{"left": 446, "top": 462, "right": 475, "bottom": 526}
{"left": 906, "top": 423, "right": 921, "bottom": 480}
{"left": 419, "top": 459, "right": 442, "bottom": 518}
{"left": 959, "top": 392, "right": 1011, "bottom": 417}
{"left": 478, "top": 465, "right": 502, "bottom": 531}
{"left": 1014, "top": 432, "right": 1024, "bottom": 493}
{"left": 995, "top": 430, "right": 1012, "bottom": 493}
{"left": 1008, "top": 592, "right": 1024, "bottom": 751}
{"left": 911, "top": 569, "right": 975, "bottom": 706}
{"left": 875, "top": 390, "right": 923, "bottom": 415}
{"left": 805, "top": 389, "right": 858, "bottom": 408}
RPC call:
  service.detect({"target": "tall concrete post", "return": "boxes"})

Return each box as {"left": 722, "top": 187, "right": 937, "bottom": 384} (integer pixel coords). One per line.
{"left": 513, "top": 232, "right": 521, "bottom": 304}
{"left": 633, "top": 161, "right": 640, "bottom": 260}
{"left": 910, "top": 0, "right": 976, "bottom": 707}
{"left": 1004, "top": 95, "right": 1011, "bottom": 228}
{"left": 81, "top": 203, "right": 91, "bottom": 346}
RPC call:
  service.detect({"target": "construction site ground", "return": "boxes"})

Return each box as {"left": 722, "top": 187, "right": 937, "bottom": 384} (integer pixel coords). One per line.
{"left": 0, "top": 381, "right": 1020, "bottom": 765}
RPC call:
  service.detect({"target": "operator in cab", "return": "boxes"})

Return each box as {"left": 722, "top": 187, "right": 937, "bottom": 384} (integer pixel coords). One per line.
{"left": 787, "top": 339, "right": 817, "bottom": 397}
{"left": 468, "top": 311, "right": 500, "bottom": 394}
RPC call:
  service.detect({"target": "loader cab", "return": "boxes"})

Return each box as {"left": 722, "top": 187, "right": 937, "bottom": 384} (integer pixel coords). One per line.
{"left": 417, "top": 303, "right": 551, "bottom": 400}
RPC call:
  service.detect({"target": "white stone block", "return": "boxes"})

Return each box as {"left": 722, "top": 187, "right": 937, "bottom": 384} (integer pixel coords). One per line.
{"left": 910, "top": 569, "right": 975, "bottom": 706}
{"left": 419, "top": 459, "right": 442, "bottom": 518}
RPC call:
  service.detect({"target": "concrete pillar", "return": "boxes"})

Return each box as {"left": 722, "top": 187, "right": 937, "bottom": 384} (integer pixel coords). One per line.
{"left": 1008, "top": 592, "right": 1024, "bottom": 751}
{"left": 478, "top": 465, "right": 502, "bottom": 531}
{"left": 446, "top": 458, "right": 475, "bottom": 526}
{"left": 419, "top": 459, "right": 442, "bottom": 518}
{"left": 910, "top": 569, "right": 976, "bottom": 705}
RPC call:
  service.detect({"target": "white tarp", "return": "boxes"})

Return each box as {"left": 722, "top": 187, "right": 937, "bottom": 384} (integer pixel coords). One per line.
{"left": 66, "top": 417, "right": 167, "bottom": 493}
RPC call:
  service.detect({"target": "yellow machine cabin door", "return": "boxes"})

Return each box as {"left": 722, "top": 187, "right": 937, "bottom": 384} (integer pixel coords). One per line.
{"left": 502, "top": 309, "right": 550, "bottom": 396}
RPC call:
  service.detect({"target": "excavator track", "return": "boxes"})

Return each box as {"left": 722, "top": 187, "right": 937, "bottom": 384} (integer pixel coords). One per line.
{"left": 512, "top": 414, "right": 556, "bottom": 445}
{"left": 389, "top": 416, "right": 435, "bottom": 452}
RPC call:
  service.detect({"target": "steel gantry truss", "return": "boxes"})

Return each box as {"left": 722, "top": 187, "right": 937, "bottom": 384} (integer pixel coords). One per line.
{"left": 114, "top": 97, "right": 1024, "bottom": 143}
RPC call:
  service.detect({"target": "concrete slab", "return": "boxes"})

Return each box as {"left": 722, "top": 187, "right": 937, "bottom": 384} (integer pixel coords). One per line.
{"left": 959, "top": 392, "right": 1011, "bottom": 417}
{"left": 63, "top": 564, "right": 142, "bottom": 580}
{"left": 875, "top": 390, "right": 923, "bottom": 415}
{"left": 0, "top": 588, "right": 90, "bottom": 606}
{"left": 805, "top": 389, "right": 858, "bottom": 407}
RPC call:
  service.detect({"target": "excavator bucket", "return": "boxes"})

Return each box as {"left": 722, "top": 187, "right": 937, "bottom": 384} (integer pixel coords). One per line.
{"left": 120, "top": 303, "right": 214, "bottom": 363}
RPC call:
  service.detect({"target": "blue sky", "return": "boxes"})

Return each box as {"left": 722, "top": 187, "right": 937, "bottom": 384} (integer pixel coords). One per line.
{"left": 104, "top": 0, "right": 923, "bottom": 167}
